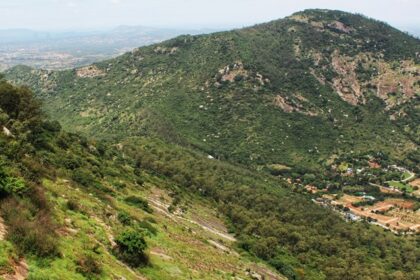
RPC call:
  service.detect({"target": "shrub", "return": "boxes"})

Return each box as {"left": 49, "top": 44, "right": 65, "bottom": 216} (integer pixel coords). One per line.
{"left": 115, "top": 229, "right": 148, "bottom": 267}
{"left": 124, "top": 196, "right": 153, "bottom": 213}
{"left": 137, "top": 220, "right": 158, "bottom": 236}
{"left": 72, "top": 169, "right": 96, "bottom": 187}
{"left": 1, "top": 198, "right": 58, "bottom": 257}
{"left": 76, "top": 253, "right": 102, "bottom": 278}
{"left": 117, "top": 211, "right": 132, "bottom": 225}
{"left": 66, "top": 200, "right": 79, "bottom": 212}
{"left": 0, "top": 162, "right": 28, "bottom": 196}
{"left": 0, "top": 177, "right": 27, "bottom": 195}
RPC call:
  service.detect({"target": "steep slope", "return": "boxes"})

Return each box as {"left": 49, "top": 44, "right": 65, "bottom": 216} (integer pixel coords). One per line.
{"left": 0, "top": 79, "right": 419, "bottom": 279}
{"left": 0, "top": 78, "right": 285, "bottom": 279}
{"left": 6, "top": 9, "right": 420, "bottom": 171}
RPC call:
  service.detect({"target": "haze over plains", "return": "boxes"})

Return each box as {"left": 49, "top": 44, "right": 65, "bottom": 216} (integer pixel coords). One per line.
{"left": 0, "top": 0, "right": 419, "bottom": 33}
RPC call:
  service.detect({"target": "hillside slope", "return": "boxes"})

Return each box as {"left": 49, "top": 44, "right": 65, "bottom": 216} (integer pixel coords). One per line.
{"left": 5, "top": 9, "right": 420, "bottom": 171}
{"left": 0, "top": 78, "right": 286, "bottom": 279}
{"left": 1, "top": 73, "right": 420, "bottom": 278}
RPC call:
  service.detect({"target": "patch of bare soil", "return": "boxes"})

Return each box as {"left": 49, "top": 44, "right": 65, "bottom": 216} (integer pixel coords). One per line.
{"left": 76, "top": 65, "right": 105, "bottom": 78}
{"left": 0, "top": 217, "right": 7, "bottom": 241}
{"left": 327, "top": 21, "right": 354, "bottom": 33}
{"left": 373, "top": 60, "right": 419, "bottom": 108}
{"left": 248, "top": 264, "right": 288, "bottom": 280}
{"left": 150, "top": 247, "right": 172, "bottom": 260}
{"left": 2, "top": 259, "right": 28, "bottom": 280}
{"left": 273, "top": 95, "right": 318, "bottom": 116}
{"left": 218, "top": 61, "right": 248, "bottom": 82}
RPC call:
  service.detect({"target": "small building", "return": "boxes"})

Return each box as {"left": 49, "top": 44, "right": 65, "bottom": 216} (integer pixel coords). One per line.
{"left": 345, "top": 212, "right": 360, "bottom": 221}
{"left": 362, "top": 195, "right": 375, "bottom": 201}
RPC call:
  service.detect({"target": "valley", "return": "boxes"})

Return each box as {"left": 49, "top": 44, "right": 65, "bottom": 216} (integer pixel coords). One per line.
{"left": 0, "top": 26, "right": 213, "bottom": 70}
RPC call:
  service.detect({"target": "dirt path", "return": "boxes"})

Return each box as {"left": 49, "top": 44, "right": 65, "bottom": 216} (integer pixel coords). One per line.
{"left": 207, "top": 239, "right": 239, "bottom": 256}
{"left": 402, "top": 172, "right": 415, "bottom": 183}
{"left": 148, "top": 196, "right": 236, "bottom": 242}
{"left": 92, "top": 216, "right": 117, "bottom": 247}
{"left": 150, "top": 248, "right": 172, "bottom": 260}
{"left": 0, "top": 217, "right": 7, "bottom": 241}
{"left": 0, "top": 217, "right": 29, "bottom": 280}
{"left": 2, "top": 259, "right": 29, "bottom": 280}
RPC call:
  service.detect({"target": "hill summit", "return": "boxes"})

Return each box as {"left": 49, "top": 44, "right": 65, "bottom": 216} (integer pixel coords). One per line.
{"left": 6, "top": 9, "right": 420, "bottom": 170}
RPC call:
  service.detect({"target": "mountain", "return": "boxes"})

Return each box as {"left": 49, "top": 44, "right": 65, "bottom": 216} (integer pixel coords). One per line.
{"left": 6, "top": 9, "right": 419, "bottom": 173}
{"left": 2, "top": 9, "right": 420, "bottom": 279}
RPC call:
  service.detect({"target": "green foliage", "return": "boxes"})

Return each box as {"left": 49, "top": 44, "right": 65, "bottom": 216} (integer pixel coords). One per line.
{"left": 0, "top": 162, "right": 27, "bottom": 195}
{"left": 124, "top": 196, "right": 153, "bottom": 213}
{"left": 137, "top": 220, "right": 158, "bottom": 236}
{"left": 117, "top": 211, "right": 132, "bottom": 225}
{"left": 1, "top": 197, "right": 58, "bottom": 257}
{"left": 5, "top": 10, "right": 418, "bottom": 171}
{"left": 71, "top": 169, "right": 96, "bottom": 187}
{"left": 122, "top": 138, "right": 420, "bottom": 279}
{"left": 115, "top": 229, "right": 148, "bottom": 267}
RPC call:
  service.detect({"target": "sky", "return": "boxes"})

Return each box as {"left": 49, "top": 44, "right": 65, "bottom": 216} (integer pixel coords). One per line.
{"left": 0, "top": 0, "right": 419, "bottom": 31}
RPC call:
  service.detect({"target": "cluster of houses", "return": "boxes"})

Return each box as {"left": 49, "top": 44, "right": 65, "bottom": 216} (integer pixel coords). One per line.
{"left": 312, "top": 195, "right": 419, "bottom": 235}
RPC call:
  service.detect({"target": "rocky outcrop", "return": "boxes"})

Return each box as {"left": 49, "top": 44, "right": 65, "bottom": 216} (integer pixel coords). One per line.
{"left": 76, "top": 65, "right": 105, "bottom": 78}
{"left": 273, "top": 95, "right": 318, "bottom": 116}
{"left": 2, "top": 126, "right": 14, "bottom": 138}
{"left": 327, "top": 20, "right": 354, "bottom": 33}
{"left": 331, "top": 50, "right": 363, "bottom": 105}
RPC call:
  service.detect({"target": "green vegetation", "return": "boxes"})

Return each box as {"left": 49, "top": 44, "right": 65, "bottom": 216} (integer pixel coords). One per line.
{"left": 1, "top": 9, "right": 420, "bottom": 280}
{"left": 388, "top": 181, "right": 414, "bottom": 193}
{"left": 114, "top": 229, "right": 148, "bottom": 267}
{"left": 6, "top": 10, "right": 419, "bottom": 172}
{"left": 120, "top": 138, "right": 420, "bottom": 279}
{"left": 124, "top": 196, "right": 153, "bottom": 213}
{"left": 0, "top": 77, "right": 285, "bottom": 279}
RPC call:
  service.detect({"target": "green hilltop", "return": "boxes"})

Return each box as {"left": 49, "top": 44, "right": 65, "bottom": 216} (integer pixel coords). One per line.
{"left": 6, "top": 9, "right": 420, "bottom": 171}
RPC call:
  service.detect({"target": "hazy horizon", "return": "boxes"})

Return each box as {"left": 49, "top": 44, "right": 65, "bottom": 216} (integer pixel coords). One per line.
{"left": 0, "top": 1, "right": 419, "bottom": 33}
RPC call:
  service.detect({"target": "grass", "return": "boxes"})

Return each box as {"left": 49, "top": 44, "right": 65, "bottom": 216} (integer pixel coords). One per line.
{"left": 26, "top": 175, "right": 282, "bottom": 280}
{"left": 401, "top": 171, "right": 413, "bottom": 181}
{"left": 387, "top": 181, "right": 413, "bottom": 193}
{"left": 0, "top": 241, "right": 15, "bottom": 275}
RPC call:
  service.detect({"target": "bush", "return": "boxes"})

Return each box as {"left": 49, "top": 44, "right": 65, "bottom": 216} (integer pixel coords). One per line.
{"left": 0, "top": 177, "right": 27, "bottom": 195}
{"left": 124, "top": 196, "right": 153, "bottom": 213}
{"left": 0, "top": 162, "right": 28, "bottom": 196}
{"left": 115, "top": 229, "right": 148, "bottom": 267}
{"left": 117, "top": 211, "right": 132, "bottom": 225}
{"left": 66, "top": 200, "right": 80, "bottom": 212}
{"left": 72, "top": 169, "right": 96, "bottom": 187}
{"left": 1, "top": 198, "right": 58, "bottom": 257}
{"left": 137, "top": 220, "right": 158, "bottom": 236}
{"left": 76, "top": 253, "right": 102, "bottom": 278}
